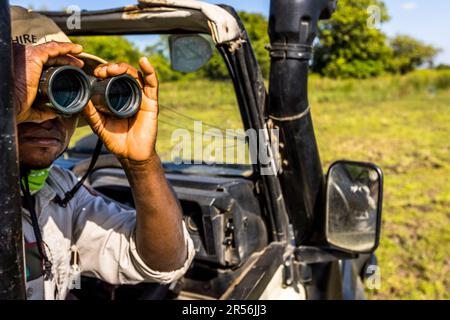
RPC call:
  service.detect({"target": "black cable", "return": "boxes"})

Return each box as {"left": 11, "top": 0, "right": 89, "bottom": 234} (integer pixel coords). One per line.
{"left": 18, "top": 138, "right": 103, "bottom": 282}
{"left": 20, "top": 173, "right": 53, "bottom": 281}
{"left": 54, "top": 138, "right": 103, "bottom": 208}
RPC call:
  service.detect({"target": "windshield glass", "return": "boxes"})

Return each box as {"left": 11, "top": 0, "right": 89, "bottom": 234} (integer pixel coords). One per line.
{"left": 70, "top": 34, "right": 253, "bottom": 175}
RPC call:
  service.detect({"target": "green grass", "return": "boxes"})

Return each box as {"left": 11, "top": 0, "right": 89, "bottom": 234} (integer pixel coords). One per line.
{"left": 72, "top": 70, "right": 450, "bottom": 299}
{"left": 310, "top": 71, "right": 450, "bottom": 300}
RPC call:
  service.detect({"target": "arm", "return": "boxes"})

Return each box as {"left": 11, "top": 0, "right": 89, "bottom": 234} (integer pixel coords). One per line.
{"left": 82, "top": 59, "right": 187, "bottom": 271}
{"left": 120, "top": 156, "right": 187, "bottom": 271}
{"left": 69, "top": 170, "right": 194, "bottom": 285}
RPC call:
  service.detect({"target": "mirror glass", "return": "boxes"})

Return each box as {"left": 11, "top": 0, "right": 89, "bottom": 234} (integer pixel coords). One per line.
{"left": 326, "top": 161, "right": 382, "bottom": 253}
{"left": 169, "top": 35, "right": 213, "bottom": 73}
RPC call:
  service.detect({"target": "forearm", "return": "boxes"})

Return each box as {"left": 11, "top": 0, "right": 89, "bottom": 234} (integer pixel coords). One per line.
{"left": 120, "top": 154, "right": 187, "bottom": 272}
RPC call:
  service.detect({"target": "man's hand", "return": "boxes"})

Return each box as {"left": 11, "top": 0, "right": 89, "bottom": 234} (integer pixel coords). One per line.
{"left": 82, "top": 58, "right": 158, "bottom": 163}
{"left": 83, "top": 59, "right": 188, "bottom": 271}
{"left": 13, "top": 41, "right": 84, "bottom": 123}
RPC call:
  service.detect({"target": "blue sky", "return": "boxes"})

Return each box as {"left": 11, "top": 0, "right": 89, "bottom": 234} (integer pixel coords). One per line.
{"left": 10, "top": 0, "right": 450, "bottom": 64}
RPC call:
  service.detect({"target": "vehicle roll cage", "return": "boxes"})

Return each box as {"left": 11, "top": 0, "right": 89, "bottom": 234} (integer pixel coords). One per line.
{"left": 42, "top": 1, "right": 241, "bottom": 45}
{"left": 0, "top": 0, "right": 342, "bottom": 299}
{"left": 0, "top": 1, "right": 26, "bottom": 299}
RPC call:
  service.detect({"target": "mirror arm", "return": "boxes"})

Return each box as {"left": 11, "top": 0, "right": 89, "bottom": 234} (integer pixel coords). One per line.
{"left": 295, "top": 246, "right": 358, "bottom": 264}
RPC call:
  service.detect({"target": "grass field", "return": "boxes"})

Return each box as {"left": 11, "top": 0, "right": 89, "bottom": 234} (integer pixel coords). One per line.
{"left": 310, "top": 71, "right": 450, "bottom": 299}
{"left": 73, "top": 69, "right": 450, "bottom": 299}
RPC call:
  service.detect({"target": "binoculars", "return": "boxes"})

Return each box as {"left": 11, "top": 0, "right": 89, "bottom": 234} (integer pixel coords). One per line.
{"left": 37, "top": 66, "right": 142, "bottom": 118}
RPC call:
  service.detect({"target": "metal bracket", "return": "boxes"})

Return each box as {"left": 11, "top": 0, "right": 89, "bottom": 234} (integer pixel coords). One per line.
{"left": 282, "top": 255, "right": 295, "bottom": 287}
{"left": 283, "top": 250, "right": 313, "bottom": 287}
{"left": 268, "top": 43, "right": 312, "bottom": 60}
{"left": 267, "top": 119, "right": 283, "bottom": 174}
{"left": 295, "top": 246, "right": 358, "bottom": 264}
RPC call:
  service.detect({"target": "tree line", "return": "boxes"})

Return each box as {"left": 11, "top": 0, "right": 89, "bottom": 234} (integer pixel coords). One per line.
{"left": 71, "top": 0, "right": 444, "bottom": 81}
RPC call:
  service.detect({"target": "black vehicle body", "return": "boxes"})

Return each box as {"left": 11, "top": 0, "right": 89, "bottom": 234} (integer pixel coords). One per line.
{"left": 0, "top": 0, "right": 380, "bottom": 300}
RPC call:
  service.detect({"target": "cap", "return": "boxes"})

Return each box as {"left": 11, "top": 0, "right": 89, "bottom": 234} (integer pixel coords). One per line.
{"left": 11, "top": 6, "right": 107, "bottom": 71}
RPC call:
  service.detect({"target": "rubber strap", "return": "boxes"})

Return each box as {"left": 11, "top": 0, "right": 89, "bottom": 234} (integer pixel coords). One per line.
{"left": 54, "top": 138, "right": 103, "bottom": 208}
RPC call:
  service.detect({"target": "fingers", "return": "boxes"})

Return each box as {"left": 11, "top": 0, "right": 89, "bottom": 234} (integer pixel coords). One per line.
{"left": 29, "top": 41, "right": 83, "bottom": 67}
{"left": 94, "top": 62, "right": 139, "bottom": 80}
{"left": 81, "top": 101, "right": 105, "bottom": 134}
{"left": 93, "top": 59, "right": 158, "bottom": 99}
{"left": 40, "top": 41, "right": 83, "bottom": 60}
{"left": 46, "top": 55, "right": 84, "bottom": 68}
{"left": 139, "top": 57, "right": 158, "bottom": 100}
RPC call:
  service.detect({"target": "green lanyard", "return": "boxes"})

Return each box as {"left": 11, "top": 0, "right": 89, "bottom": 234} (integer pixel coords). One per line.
{"left": 20, "top": 170, "right": 53, "bottom": 281}
{"left": 20, "top": 167, "right": 51, "bottom": 195}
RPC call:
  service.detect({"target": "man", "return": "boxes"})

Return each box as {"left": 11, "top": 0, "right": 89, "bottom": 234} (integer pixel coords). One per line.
{"left": 10, "top": 6, "right": 195, "bottom": 299}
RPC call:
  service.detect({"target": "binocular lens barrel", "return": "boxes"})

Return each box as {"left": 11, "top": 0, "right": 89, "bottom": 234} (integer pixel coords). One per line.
{"left": 96, "top": 75, "right": 142, "bottom": 118}
{"left": 40, "top": 66, "right": 91, "bottom": 115}
{"left": 39, "top": 67, "right": 141, "bottom": 118}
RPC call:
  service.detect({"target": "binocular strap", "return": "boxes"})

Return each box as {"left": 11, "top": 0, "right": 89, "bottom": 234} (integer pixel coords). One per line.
{"left": 54, "top": 138, "right": 103, "bottom": 208}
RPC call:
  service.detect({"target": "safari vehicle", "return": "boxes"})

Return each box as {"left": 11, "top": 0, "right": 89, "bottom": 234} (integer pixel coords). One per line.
{"left": 0, "top": 0, "right": 383, "bottom": 300}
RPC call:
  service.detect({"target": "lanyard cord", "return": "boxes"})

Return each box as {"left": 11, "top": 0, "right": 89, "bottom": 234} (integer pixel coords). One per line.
{"left": 20, "top": 173, "right": 53, "bottom": 281}
{"left": 19, "top": 138, "right": 103, "bottom": 281}
{"left": 54, "top": 138, "right": 103, "bottom": 208}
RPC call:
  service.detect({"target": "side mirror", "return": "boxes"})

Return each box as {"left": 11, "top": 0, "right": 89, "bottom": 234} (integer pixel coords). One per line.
{"left": 169, "top": 34, "right": 213, "bottom": 73}
{"left": 325, "top": 161, "right": 383, "bottom": 253}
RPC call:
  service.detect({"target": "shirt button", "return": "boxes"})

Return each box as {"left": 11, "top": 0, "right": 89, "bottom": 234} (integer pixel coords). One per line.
{"left": 27, "top": 287, "right": 34, "bottom": 298}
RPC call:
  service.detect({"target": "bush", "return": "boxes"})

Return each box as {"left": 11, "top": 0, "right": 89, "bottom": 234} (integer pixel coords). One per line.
{"left": 388, "top": 35, "right": 440, "bottom": 74}
{"left": 70, "top": 36, "right": 141, "bottom": 67}
{"left": 313, "top": 0, "right": 392, "bottom": 78}
{"left": 309, "top": 69, "right": 450, "bottom": 104}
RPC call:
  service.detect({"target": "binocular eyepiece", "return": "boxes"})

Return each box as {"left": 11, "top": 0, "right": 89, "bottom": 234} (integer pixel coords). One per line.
{"left": 38, "top": 66, "right": 142, "bottom": 118}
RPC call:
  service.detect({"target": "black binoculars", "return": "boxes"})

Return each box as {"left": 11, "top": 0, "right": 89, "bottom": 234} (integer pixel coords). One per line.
{"left": 37, "top": 66, "right": 142, "bottom": 118}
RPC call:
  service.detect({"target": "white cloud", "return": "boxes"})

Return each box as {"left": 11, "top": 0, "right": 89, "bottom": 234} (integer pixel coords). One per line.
{"left": 401, "top": 2, "right": 417, "bottom": 10}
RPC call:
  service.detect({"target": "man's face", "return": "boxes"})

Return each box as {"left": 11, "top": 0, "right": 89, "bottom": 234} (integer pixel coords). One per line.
{"left": 18, "top": 115, "right": 78, "bottom": 169}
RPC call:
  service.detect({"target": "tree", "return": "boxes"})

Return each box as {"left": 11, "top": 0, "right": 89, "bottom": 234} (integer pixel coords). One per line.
{"left": 144, "top": 38, "right": 187, "bottom": 81}
{"left": 436, "top": 64, "right": 450, "bottom": 71}
{"left": 70, "top": 13, "right": 271, "bottom": 80}
{"left": 312, "top": 0, "right": 392, "bottom": 78}
{"left": 202, "top": 11, "right": 270, "bottom": 80}
{"left": 389, "top": 35, "right": 440, "bottom": 74}
{"left": 71, "top": 35, "right": 184, "bottom": 81}
{"left": 70, "top": 36, "right": 142, "bottom": 67}
{"left": 201, "top": 50, "right": 230, "bottom": 80}
{"left": 239, "top": 12, "right": 270, "bottom": 79}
